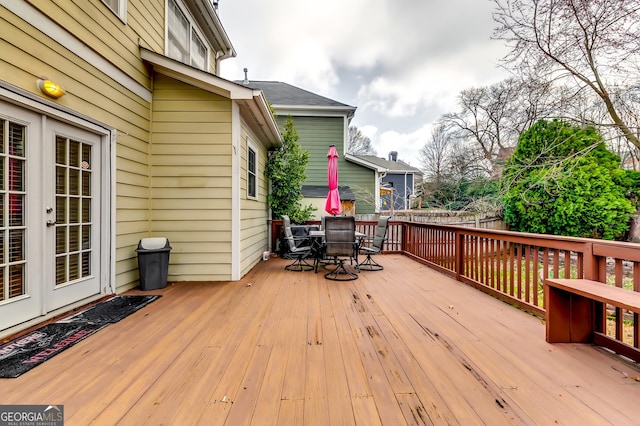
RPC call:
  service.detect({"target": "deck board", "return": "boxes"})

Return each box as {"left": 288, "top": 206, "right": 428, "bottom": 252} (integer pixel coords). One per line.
{"left": 1, "top": 255, "right": 640, "bottom": 425}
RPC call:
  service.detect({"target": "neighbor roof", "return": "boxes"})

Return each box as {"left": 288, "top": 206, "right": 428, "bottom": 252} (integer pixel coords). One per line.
{"left": 356, "top": 155, "right": 423, "bottom": 175}
{"left": 237, "top": 80, "right": 356, "bottom": 113}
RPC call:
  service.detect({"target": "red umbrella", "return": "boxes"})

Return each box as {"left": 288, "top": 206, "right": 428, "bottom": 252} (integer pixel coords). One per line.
{"left": 325, "top": 145, "right": 342, "bottom": 215}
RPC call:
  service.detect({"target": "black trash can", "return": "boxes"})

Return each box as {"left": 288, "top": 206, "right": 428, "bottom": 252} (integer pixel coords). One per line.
{"left": 136, "top": 237, "right": 171, "bottom": 290}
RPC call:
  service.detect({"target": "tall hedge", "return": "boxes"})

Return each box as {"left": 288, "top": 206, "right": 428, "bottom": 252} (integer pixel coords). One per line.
{"left": 265, "top": 116, "right": 315, "bottom": 223}
{"left": 501, "top": 120, "right": 637, "bottom": 240}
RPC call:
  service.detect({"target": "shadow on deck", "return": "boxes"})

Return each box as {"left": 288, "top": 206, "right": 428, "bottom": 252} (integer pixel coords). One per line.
{"left": 1, "top": 255, "right": 639, "bottom": 425}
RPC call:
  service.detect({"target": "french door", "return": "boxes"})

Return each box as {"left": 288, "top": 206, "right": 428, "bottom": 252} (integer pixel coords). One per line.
{"left": 0, "top": 103, "right": 102, "bottom": 331}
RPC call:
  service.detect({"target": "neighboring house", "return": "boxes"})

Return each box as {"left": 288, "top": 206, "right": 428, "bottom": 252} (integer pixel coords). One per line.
{"left": 0, "top": 0, "right": 281, "bottom": 335}
{"left": 357, "top": 152, "right": 424, "bottom": 211}
{"left": 238, "top": 79, "right": 385, "bottom": 217}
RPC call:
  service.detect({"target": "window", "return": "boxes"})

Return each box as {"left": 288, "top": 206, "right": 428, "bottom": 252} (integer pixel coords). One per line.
{"left": 190, "top": 30, "right": 207, "bottom": 69}
{"left": 167, "top": 0, "right": 209, "bottom": 71}
{"left": 101, "top": 0, "right": 127, "bottom": 20}
{"left": 247, "top": 140, "right": 257, "bottom": 200}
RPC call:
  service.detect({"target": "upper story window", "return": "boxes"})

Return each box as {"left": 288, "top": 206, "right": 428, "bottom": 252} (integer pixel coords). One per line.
{"left": 247, "top": 140, "right": 258, "bottom": 200}
{"left": 167, "top": 0, "right": 209, "bottom": 71}
{"left": 101, "top": 0, "right": 127, "bottom": 21}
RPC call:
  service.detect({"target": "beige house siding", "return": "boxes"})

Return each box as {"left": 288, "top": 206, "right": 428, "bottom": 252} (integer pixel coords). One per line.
{"left": 239, "top": 123, "right": 270, "bottom": 276}
{"left": 1, "top": 1, "right": 277, "bottom": 293}
{"left": 150, "top": 74, "right": 234, "bottom": 281}
{"left": 20, "top": 0, "right": 162, "bottom": 89}
{"left": 0, "top": 1, "right": 155, "bottom": 292}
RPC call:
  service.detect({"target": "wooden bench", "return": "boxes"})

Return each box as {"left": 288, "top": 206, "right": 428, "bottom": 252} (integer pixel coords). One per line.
{"left": 544, "top": 278, "right": 640, "bottom": 362}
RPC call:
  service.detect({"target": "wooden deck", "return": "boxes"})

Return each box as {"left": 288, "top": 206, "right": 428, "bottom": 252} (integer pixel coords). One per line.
{"left": 2, "top": 255, "right": 640, "bottom": 425}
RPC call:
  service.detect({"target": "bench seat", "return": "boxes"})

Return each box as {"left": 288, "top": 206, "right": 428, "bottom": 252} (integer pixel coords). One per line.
{"left": 544, "top": 278, "right": 640, "bottom": 362}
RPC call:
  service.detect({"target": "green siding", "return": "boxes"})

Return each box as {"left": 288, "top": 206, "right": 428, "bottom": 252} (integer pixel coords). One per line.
{"left": 276, "top": 116, "right": 376, "bottom": 214}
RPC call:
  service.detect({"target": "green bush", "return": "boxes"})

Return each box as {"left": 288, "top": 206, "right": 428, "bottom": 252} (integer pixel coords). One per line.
{"left": 265, "top": 116, "right": 315, "bottom": 223}
{"left": 501, "top": 120, "right": 637, "bottom": 240}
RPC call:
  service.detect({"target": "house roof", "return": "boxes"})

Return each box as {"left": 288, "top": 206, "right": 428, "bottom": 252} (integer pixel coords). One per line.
{"left": 140, "top": 48, "right": 281, "bottom": 144}
{"left": 355, "top": 155, "right": 423, "bottom": 175}
{"left": 237, "top": 80, "right": 356, "bottom": 118}
{"left": 301, "top": 185, "right": 356, "bottom": 201}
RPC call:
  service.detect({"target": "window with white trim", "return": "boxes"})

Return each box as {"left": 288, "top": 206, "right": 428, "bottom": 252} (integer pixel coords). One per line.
{"left": 167, "top": 0, "right": 209, "bottom": 71}
{"left": 247, "top": 140, "right": 258, "bottom": 200}
{"left": 101, "top": 0, "right": 127, "bottom": 20}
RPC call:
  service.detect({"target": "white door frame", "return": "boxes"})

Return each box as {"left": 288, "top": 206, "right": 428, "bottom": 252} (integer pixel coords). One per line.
{"left": 0, "top": 83, "right": 114, "bottom": 334}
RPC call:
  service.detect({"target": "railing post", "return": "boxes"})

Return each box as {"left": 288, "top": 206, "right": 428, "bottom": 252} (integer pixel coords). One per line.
{"left": 455, "top": 231, "right": 463, "bottom": 281}
{"left": 582, "top": 241, "right": 598, "bottom": 281}
{"left": 401, "top": 222, "right": 407, "bottom": 253}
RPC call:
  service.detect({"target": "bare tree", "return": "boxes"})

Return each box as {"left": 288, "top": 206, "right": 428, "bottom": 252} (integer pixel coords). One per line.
{"left": 419, "top": 124, "right": 453, "bottom": 183}
{"left": 347, "top": 126, "right": 377, "bottom": 156}
{"left": 442, "top": 77, "right": 557, "bottom": 174}
{"left": 493, "top": 0, "right": 640, "bottom": 148}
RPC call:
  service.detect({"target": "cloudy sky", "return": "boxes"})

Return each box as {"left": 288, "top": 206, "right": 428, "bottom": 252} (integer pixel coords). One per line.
{"left": 218, "top": 0, "right": 511, "bottom": 166}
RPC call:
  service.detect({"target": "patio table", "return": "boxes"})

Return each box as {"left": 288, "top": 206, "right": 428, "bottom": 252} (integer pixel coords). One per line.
{"left": 309, "top": 230, "right": 365, "bottom": 273}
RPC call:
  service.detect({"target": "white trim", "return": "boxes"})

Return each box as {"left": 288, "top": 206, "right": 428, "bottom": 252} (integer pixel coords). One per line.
{"left": 108, "top": 130, "right": 116, "bottom": 294}
{"left": 140, "top": 48, "right": 282, "bottom": 142}
{"left": 0, "top": 83, "right": 115, "bottom": 294}
{"left": 1, "top": 0, "right": 150, "bottom": 102}
{"left": 231, "top": 102, "right": 241, "bottom": 280}
{"left": 100, "top": 0, "right": 127, "bottom": 23}
{"left": 141, "top": 48, "right": 249, "bottom": 99}
{"left": 344, "top": 153, "right": 387, "bottom": 173}
{"left": 247, "top": 137, "right": 258, "bottom": 201}
{"left": 0, "top": 83, "right": 110, "bottom": 138}
{"left": 271, "top": 105, "right": 356, "bottom": 118}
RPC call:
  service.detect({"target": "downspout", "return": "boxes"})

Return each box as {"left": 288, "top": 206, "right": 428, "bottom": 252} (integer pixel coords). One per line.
{"left": 215, "top": 48, "right": 235, "bottom": 76}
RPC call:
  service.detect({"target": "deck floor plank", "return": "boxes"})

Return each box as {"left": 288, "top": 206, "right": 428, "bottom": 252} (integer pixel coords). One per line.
{"left": 1, "top": 255, "right": 639, "bottom": 425}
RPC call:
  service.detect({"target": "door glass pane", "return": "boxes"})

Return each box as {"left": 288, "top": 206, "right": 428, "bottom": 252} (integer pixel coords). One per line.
{"left": 56, "top": 227, "right": 66, "bottom": 255}
{"left": 69, "top": 140, "right": 80, "bottom": 168}
{"left": 56, "top": 196, "right": 67, "bottom": 224}
{"left": 9, "top": 264, "right": 24, "bottom": 298}
{"left": 55, "top": 135, "right": 92, "bottom": 286}
{"left": 1, "top": 119, "right": 26, "bottom": 301}
{"left": 69, "top": 197, "right": 79, "bottom": 223}
{"left": 56, "top": 257, "right": 66, "bottom": 286}
{"left": 56, "top": 166, "right": 66, "bottom": 194}
{"left": 56, "top": 136, "right": 66, "bottom": 164}
{"left": 69, "top": 168, "right": 79, "bottom": 196}
{"left": 69, "top": 225, "right": 80, "bottom": 252}
{"left": 82, "top": 198, "right": 90, "bottom": 222}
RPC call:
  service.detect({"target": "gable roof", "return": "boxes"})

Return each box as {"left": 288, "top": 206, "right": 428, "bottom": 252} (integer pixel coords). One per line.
{"left": 237, "top": 80, "right": 356, "bottom": 119}
{"left": 140, "top": 48, "right": 281, "bottom": 144}
{"left": 356, "top": 155, "right": 423, "bottom": 175}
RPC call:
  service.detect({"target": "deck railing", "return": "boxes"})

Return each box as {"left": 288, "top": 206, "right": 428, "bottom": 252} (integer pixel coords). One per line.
{"left": 271, "top": 219, "right": 640, "bottom": 359}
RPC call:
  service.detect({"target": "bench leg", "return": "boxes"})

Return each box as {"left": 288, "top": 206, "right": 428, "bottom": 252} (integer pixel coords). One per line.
{"left": 545, "top": 285, "right": 594, "bottom": 343}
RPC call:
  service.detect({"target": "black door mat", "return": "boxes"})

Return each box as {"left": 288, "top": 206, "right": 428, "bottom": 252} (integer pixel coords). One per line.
{"left": 0, "top": 295, "right": 160, "bottom": 378}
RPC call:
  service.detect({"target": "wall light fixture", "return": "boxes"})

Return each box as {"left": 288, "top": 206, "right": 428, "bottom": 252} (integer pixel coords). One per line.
{"left": 37, "top": 78, "right": 65, "bottom": 98}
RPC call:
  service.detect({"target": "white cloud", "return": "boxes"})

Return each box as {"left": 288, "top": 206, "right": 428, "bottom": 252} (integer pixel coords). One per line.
{"left": 219, "top": 0, "right": 510, "bottom": 171}
{"left": 375, "top": 124, "right": 433, "bottom": 167}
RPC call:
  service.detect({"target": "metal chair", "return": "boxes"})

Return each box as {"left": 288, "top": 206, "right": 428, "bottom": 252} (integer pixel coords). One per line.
{"left": 323, "top": 216, "right": 358, "bottom": 281}
{"left": 358, "top": 216, "right": 390, "bottom": 271}
{"left": 282, "top": 215, "right": 314, "bottom": 271}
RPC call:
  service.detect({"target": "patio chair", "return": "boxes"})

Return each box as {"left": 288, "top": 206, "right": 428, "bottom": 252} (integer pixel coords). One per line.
{"left": 282, "top": 215, "right": 314, "bottom": 271}
{"left": 323, "top": 216, "right": 358, "bottom": 281}
{"left": 358, "top": 216, "right": 390, "bottom": 271}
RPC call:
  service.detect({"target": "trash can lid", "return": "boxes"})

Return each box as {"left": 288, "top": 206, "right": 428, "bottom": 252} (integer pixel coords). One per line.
{"left": 139, "top": 237, "right": 169, "bottom": 250}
